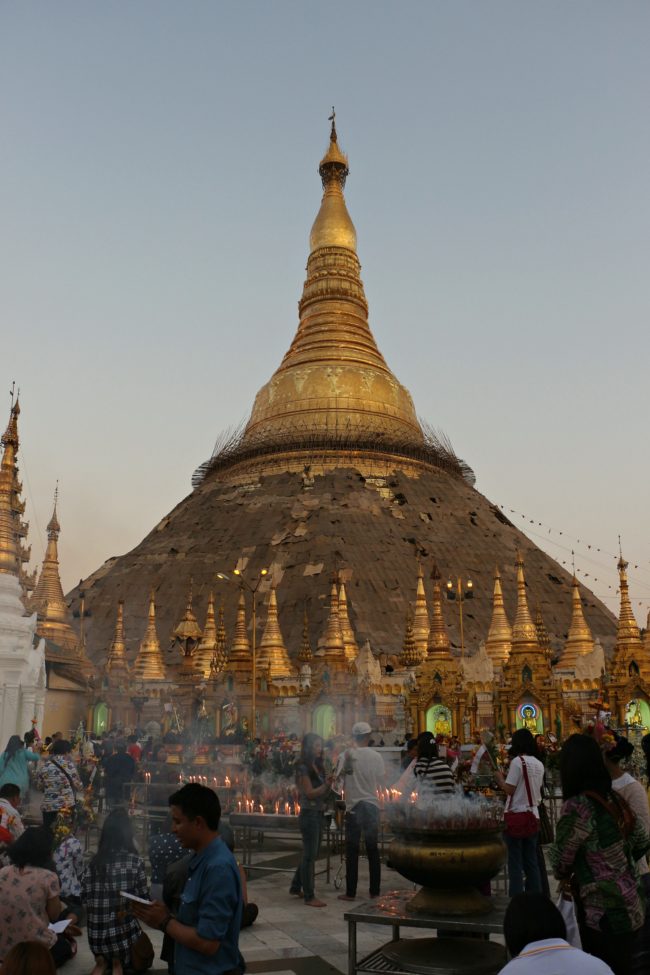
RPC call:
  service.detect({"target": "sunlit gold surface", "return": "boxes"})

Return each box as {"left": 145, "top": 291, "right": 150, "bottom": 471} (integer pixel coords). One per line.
{"left": 400, "top": 609, "right": 420, "bottom": 668}
{"left": 611, "top": 557, "right": 650, "bottom": 674}
{"left": 106, "top": 600, "right": 130, "bottom": 683}
{"left": 484, "top": 567, "right": 512, "bottom": 667}
{"left": 257, "top": 586, "right": 293, "bottom": 680}
{"left": 0, "top": 400, "right": 31, "bottom": 580}
{"left": 427, "top": 565, "right": 451, "bottom": 659}
{"left": 559, "top": 576, "right": 594, "bottom": 669}
{"left": 389, "top": 827, "right": 506, "bottom": 916}
{"left": 133, "top": 592, "right": 166, "bottom": 681}
{"left": 195, "top": 593, "right": 218, "bottom": 678}
{"left": 241, "top": 122, "right": 424, "bottom": 458}
{"left": 509, "top": 552, "right": 539, "bottom": 653}
{"left": 298, "top": 608, "right": 312, "bottom": 663}
{"left": 227, "top": 591, "right": 251, "bottom": 665}
{"left": 31, "top": 495, "right": 79, "bottom": 653}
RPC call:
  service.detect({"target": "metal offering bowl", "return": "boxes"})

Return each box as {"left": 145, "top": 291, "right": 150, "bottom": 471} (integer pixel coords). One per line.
{"left": 389, "top": 824, "right": 506, "bottom": 916}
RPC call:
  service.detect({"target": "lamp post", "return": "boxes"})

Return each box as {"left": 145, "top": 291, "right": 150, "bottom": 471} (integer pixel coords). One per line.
{"left": 445, "top": 576, "right": 474, "bottom": 658}
{"left": 217, "top": 567, "right": 268, "bottom": 738}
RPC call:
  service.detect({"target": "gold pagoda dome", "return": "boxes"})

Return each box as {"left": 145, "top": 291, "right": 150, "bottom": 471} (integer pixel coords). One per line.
{"left": 510, "top": 552, "right": 540, "bottom": 654}
{"left": 236, "top": 116, "right": 425, "bottom": 472}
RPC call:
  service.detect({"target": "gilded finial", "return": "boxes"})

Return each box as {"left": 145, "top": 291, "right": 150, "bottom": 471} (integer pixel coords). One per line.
{"left": 400, "top": 607, "right": 420, "bottom": 668}
{"left": 338, "top": 579, "right": 358, "bottom": 662}
{"left": 560, "top": 575, "right": 594, "bottom": 669}
{"left": 412, "top": 560, "right": 430, "bottom": 656}
{"left": 485, "top": 566, "right": 512, "bottom": 667}
{"left": 511, "top": 551, "right": 540, "bottom": 650}
{"left": 257, "top": 585, "right": 293, "bottom": 680}
{"left": 328, "top": 106, "right": 336, "bottom": 141}
{"left": 298, "top": 607, "right": 313, "bottom": 663}
{"left": 427, "top": 563, "right": 451, "bottom": 658}
{"left": 132, "top": 591, "right": 166, "bottom": 681}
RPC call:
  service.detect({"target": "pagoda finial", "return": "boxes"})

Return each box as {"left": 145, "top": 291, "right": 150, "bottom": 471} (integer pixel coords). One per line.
{"left": 412, "top": 560, "right": 430, "bottom": 656}
{"left": 172, "top": 580, "right": 202, "bottom": 646}
{"left": 321, "top": 577, "right": 346, "bottom": 661}
{"left": 31, "top": 489, "right": 80, "bottom": 653}
{"left": 400, "top": 607, "right": 420, "bottom": 668}
{"left": 615, "top": 555, "right": 642, "bottom": 647}
{"left": 427, "top": 564, "right": 451, "bottom": 658}
{"left": 106, "top": 600, "right": 130, "bottom": 683}
{"left": 338, "top": 580, "right": 358, "bottom": 662}
{"left": 485, "top": 566, "right": 512, "bottom": 667}
{"left": 328, "top": 106, "right": 337, "bottom": 141}
{"left": 257, "top": 586, "right": 293, "bottom": 680}
{"left": 133, "top": 591, "right": 166, "bottom": 681}
{"left": 559, "top": 576, "right": 594, "bottom": 669}
{"left": 0, "top": 394, "right": 32, "bottom": 581}
{"left": 195, "top": 592, "right": 218, "bottom": 678}
{"left": 298, "top": 607, "right": 313, "bottom": 663}
{"left": 229, "top": 589, "right": 251, "bottom": 663}
{"left": 511, "top": 551, "right": 539, "bottom": 647}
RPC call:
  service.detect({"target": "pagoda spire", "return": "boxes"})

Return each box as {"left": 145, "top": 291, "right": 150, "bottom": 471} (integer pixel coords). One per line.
{"left": 257, "top": 586, "right": 293, "bottom": 680}
{"left": 484, "top": 567, "right": 512, "bottom": 668}
{"left": 338, "top": 580, "right": 358, "bottom": 662}
{"left": 133, "top": 592, "right": 166, "bottom": 681}
{"left": 320, "top": 577, "right": 346, "bottom": 661}
{"left": 400, "top": 608, "right": 420, "bottom": 668}
{"left": 298, "top": 608, "right": 313, "bottom": 663}
{"left": 559, "top": 577, "right": 594, "bottom": 669}
{"left": 412, "top": 561, "right": 430, "bottom": 656}
{"left": 228, "top": 590, "right": 251, "bottom": 663}
{"left": 195, "top": 592, "right": 218, "bottom": 678}
{"left": 611, "top": 556, "right": 650, "bottom": 676}
{"left": 534, "top": 605, "right": 552, "bottom": 663}
{"left": 427, "top": 565, "right": 451, "bottom": 659}
{"left": 106, "top": 600, "right": 130, "bottom": 684}
{"left": 510, "top": 552, "right": 540, "bottom": 652}
{"left": 0, "top": 396, "right": 33, "bottom": 586}
{"left": 213, "top": 603, "right": 227, "bottom": 675}
{"left": 31, "top": 487, "right": 79, "bottom": 653}
{"left": 239, "top": 117, "right": 424, "bottom": 459}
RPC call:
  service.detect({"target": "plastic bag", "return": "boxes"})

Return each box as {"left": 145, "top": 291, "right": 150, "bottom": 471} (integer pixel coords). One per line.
{"left": 555, "top": 893, "right": 581, "bottom": 948}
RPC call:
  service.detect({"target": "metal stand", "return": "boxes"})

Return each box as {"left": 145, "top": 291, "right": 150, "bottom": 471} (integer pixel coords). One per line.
{"left": 345, "top": 890, "right": 509, "bottom": 975}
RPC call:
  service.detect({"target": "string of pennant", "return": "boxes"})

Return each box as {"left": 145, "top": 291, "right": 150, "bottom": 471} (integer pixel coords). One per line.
{"left": 497, "top": 503, "right": 650, "bottom": 605}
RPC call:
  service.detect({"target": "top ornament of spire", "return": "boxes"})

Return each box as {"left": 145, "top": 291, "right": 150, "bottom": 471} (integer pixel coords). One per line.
{"left": 310, "top": 110, "right": 356, "bottom": 252}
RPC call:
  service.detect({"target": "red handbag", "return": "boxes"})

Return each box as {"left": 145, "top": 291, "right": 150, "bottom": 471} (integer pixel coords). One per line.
{"left": 504, "top": 757, "right": 539, "bottom": 838}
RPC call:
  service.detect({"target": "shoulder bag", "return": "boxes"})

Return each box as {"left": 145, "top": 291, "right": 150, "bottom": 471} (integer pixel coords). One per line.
{"left": 504, "top": 757, "right": 539, "bottom": 838}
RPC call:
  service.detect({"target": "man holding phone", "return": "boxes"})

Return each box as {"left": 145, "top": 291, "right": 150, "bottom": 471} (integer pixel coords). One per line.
{"left": 133, "top": 783, "right": 244, "bottom": 975}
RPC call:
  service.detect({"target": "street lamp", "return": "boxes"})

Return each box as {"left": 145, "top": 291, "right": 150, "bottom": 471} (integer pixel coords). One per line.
{"left": 217, "top": 567, "right": 268, "bottom": 738}
{"left": 446, "top": 576, "right": 474, "bottom": 658}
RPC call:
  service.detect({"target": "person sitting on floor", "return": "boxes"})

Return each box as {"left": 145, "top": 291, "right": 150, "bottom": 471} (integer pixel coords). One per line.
{"left": 52, "top": 811, "right": 84, "bottom": 909}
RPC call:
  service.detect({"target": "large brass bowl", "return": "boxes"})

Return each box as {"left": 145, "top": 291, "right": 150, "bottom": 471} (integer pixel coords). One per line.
{"left": 389, "top": 825, "right": 506, "bottom": 916}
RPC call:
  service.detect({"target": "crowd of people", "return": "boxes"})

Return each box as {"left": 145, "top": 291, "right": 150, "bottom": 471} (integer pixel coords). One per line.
{"left": 0, "top": 721, "right": 647, "bottom": 975}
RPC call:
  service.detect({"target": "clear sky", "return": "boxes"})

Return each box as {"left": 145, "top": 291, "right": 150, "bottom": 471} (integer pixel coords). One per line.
{"left": 3, "top": 2, "right": 649, "bottom": 619}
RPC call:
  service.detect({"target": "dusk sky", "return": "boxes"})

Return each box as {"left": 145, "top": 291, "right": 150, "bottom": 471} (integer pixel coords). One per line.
{"left": 3, "top": 2, "right": 649, "bottom": 619}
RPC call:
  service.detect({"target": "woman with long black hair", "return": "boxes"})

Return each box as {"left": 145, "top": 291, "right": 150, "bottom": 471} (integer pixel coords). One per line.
{"left": 82, "top": 808, "right": 149, "bottom": 975}
{"left": 494, "top": 727, "right": 544, "bottom": 896}
{"left": 0, "top": 735, "right": 40, "bottom": 794}
{"left": 289, "top": 732, "right": 333, "bottom": 907}
{"left": 549, "top": 733, "right": 650, "bottom": 975}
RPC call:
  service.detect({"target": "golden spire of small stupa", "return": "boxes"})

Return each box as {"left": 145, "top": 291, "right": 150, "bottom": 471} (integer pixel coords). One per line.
{"left": 173, "top": 582, "right": 203, "bottom": 645}
{"left": 534, "top": 605, "right": 552, "bottom": 661}
{"left": 559, "top": 577, "right": 594, "bottom": 669}
{"left": 106, "top": 600, "right": 130, "bottom": 683}
{"left": 510, "top": 551, "right": 540, "bottom": 652}
{"left": 643, "top": 609, "right": 650, "bottom": 659}
{"left": 338, "top": 581, "right": 358, "bottom": 662}
{"left": 213, "top": 603, "right": 227, "bottom": 675}
{"left": 320, "top": 577, "right": 346, "bottom": 661}
{"left": 484, "top": 567, "right": 512, "bottom": 667}
{"left": 195, "top": 592, "right": 218, "bottom": 678}
{"left": 298, "top": 608, "right": 313, "bottom": 663}
{"left": 427, "top": 564, "right": 451, "bottom": 659}
{"left": 257, "top": 586, "right": 293, "bottom": 680}
{"left": 0, "top": 394, "right": 33, "bottom": 585}
{"left": 412, "top": 561, "right": 430, "bottom": 656}
{"left": 132, "top": 592, "right": 166, "bottom": 681}
{"left": 400, "top": 608, "right": 420, "bottom": 668}
{"left": 31, "top": 486, "right": 79, "bottom": 654}
{"left": 611, "top": 556, "right": 649, "bottom": 674}
{"left": 228, "top": 590, "right": 251, "bottom": 663}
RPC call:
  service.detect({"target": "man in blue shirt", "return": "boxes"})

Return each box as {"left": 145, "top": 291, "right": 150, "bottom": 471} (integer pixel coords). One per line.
{"left": 135, "top": 783, "right": 244, "bottom": 975}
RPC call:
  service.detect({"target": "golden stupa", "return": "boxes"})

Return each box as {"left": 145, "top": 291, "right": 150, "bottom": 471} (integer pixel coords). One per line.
{"left": 72, "top": 117, "right": 617, "bottom": 670}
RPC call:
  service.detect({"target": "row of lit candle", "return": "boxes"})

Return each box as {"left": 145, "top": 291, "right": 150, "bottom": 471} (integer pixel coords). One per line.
{"left": 235, "top": 798, "right": 301, "bottom": 815}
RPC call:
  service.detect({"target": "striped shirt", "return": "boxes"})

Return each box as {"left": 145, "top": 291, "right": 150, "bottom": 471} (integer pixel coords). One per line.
{"left": 413, "top": 757, "right": 455, "bottom": 798}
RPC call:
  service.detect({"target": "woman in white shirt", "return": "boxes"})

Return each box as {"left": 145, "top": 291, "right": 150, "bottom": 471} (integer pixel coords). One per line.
{"left": 495, "top": 728, "right": 545, "bottom": 896}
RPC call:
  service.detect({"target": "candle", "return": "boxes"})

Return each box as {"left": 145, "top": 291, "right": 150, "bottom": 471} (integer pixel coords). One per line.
{"left": 225, "top": 776, "right": 231, "bottom": 788}
{"left": 237, "top": 800, "right": 242, "bottom": 812}
{"left": 260, "top": 804, "right": 264, "bottom": 814}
